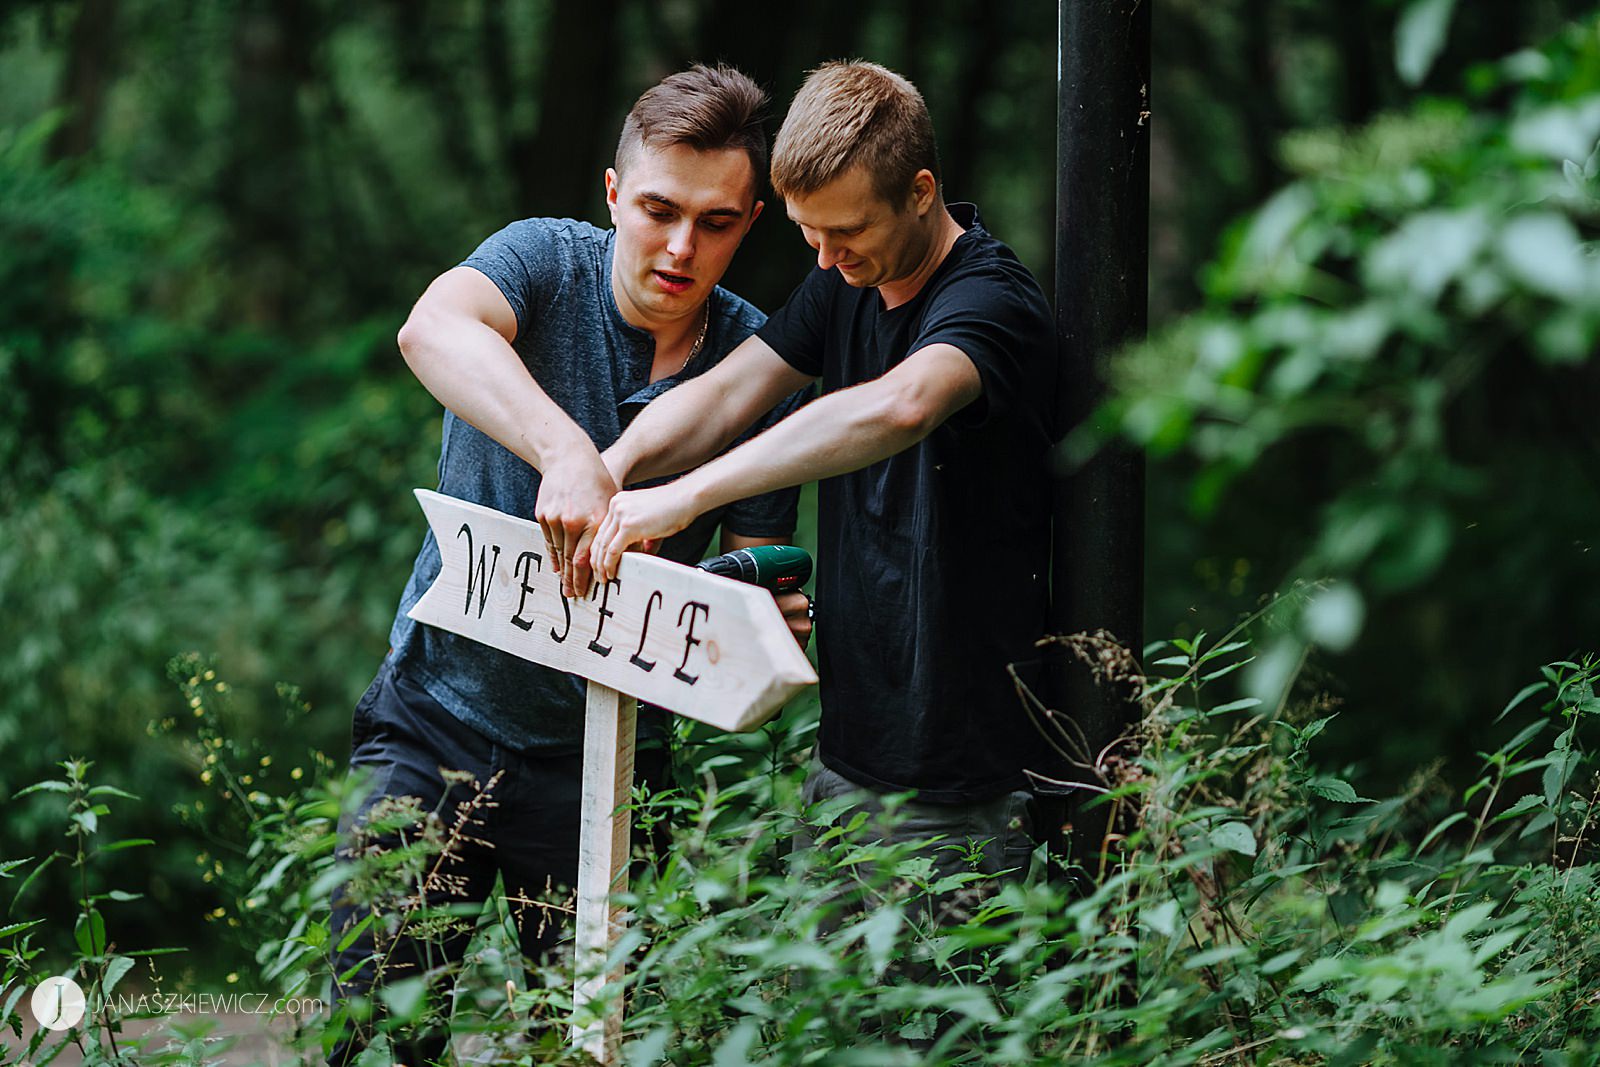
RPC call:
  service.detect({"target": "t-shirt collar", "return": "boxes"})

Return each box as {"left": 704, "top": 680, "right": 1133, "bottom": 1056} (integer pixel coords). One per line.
{"left": 948, "top": 202, "right": 983, "bottom": 235}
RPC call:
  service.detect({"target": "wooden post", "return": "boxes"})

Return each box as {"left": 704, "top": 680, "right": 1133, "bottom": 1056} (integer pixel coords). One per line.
{"left": 404, "top": 489, "right": 816, "bottom": 1064}
{"left": 573, "top": 682, "right": 637, "bottom": 1062}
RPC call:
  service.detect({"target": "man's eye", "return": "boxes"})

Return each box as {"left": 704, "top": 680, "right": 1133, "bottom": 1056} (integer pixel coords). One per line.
{"left": 702, "top": 220, "right": 732, "bottom": 232}
{"left": 645, "top": 209, "right": 672, "bottom": 221}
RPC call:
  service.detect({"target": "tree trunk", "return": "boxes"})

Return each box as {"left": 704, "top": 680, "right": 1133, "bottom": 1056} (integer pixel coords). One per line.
{"left": 512, "top": 0, "right": 623, "bottom": 220}
{"left": 221, "top": 0, "right": 314, "bottom": 325}
{"left": 48, "top": 0, "right": 119, "bottom": 162}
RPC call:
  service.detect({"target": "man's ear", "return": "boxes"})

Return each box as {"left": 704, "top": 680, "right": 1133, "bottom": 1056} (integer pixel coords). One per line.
{"left": 746, "top": 198, "right": 765, "bottom": 233}
{"left": 604, "top": 168, "right": 621, "bottom": 219}
{"left": 911, "top": 169, "right": 938, "bottom": 216}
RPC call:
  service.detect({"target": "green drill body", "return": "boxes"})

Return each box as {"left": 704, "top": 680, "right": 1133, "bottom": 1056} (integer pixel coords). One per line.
{"left": 695, "top": 544, "right": 812, "bottom": 594}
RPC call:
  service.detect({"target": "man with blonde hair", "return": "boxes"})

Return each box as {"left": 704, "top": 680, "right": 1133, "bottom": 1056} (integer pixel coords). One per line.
{"left": 582, "top": 60, "right": 1058, "bottom": 890}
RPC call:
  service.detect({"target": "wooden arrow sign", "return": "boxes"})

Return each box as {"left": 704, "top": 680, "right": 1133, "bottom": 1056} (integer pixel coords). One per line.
{"left": 406, "top": 488, "right": 816, "bottom": 1062}
{"left": 407, "top": 489, "right": 816, "bottom": 730}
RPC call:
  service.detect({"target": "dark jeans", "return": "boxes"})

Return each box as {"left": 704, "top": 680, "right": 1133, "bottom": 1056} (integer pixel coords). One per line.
{"left": 327, "top": 658, "right": 665, "bottom": 1066}
{"left": 796, "top": 759, "right": 1042, "bottom": 928}
{"left": 794, "top": 761, "right": 1046, "bottom": 1051}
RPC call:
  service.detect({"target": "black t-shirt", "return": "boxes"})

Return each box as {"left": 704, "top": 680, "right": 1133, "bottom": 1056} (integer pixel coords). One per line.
{"left": 757, "top": 204, "right": 1057, "bottom": 802}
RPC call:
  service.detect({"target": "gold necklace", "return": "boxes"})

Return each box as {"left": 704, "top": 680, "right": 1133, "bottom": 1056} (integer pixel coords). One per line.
{"left": 674, "top": 304, "right": 709, "bottom": 376}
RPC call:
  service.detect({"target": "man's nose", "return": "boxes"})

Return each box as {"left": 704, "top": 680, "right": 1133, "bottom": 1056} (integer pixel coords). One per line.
{"left": 666, "top": 219, "right": 696, "bottom": 260}
{"left": 815, "top": 237, "right": 846, "bottom": 270}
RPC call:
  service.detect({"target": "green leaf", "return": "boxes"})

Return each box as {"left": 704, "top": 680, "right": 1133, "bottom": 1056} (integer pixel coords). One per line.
{"left": 711, "top": 1020, "right": 760, "bottom": 1067}
{"left": 1261, "top": 948, "right": 1305, "bottom": 975}
{"left": 376, "top": 977, "right": 427, "bottom": 1021}
{"left": 1364, "top": 207, "right": 1489, "bottom": 302}
{"left": 98, "top": 839, "right": 155, "bottom": 853}
{"left": 1495, "top": 794, "right": 1546, "bottom": 823}
{"left": 1201, "top": 658, "right": 1249, "bottom": 683}
{"left": 1519, "top": 811, "right": 1558, "bottom": 839}
{"left": 86, "top": 786, "right": 140, "bottom": 802}
{"left": 1184, "top": 945, "right": 1247, "bottom": 970}
{"left": 1298, "top": 716, "right": 1338, "bottom": 746}
{"left": 1500, "top": 213, "right": 1587, "bottom": 301}
{"left": 11, "top": 781, "right": 70, "bottom": 799}
{"left": 11, "top": 853, "right": 56, "bottom": 912}
{"left": 1141, "top": 899, "right": 1182, "bottom": 938}
{"left": 624, "top": 1029, "right": 672, "bottom": 1067}
{"left": 1307, "top": 777, "right": 1371, "bottom": 803}
{"left": 1543, "top": 748, "right": 1578, "bottom": 807}
{"left": 1418, "top": 811, "right": 1469, "bottom": 852}
{"left": 1197, "top": 639, "right": 1250, "bottom": 663}
{"left": 1, "top": 982, "right": 27, "bottom": 1027}
{"left": 1396, "top": 0, "right": 1458, "bottom": 86}
{"left": 0, "top": 920, "right": 43, "bottom": 940}
{"left": 100, "top": 956, "right": 135, "bottom": 999}
{"left": 1294, "top": 956, "right": 1348, "bottom": 989}
{"left": 1209, "top": 821, "right": 1258, "bottom": 857}
{"left": 75, "top": 909, "right": 107, "bottom": 958}
{"left": 335, "top": 913, "right": 375, "bottom": 955}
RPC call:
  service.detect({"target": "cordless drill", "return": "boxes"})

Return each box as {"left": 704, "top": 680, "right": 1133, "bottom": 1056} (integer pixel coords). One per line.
{"left": 695, "top": 544, "right": 812, "bottom": 594}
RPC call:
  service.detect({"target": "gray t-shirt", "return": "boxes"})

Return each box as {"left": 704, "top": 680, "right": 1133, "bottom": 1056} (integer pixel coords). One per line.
{"left": 388, "top": 218, "right": 807, "bottom": 753}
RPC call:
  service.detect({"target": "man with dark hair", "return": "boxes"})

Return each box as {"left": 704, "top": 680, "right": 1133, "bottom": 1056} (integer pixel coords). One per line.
{"left": 585, "top": 61, "right": 1058, "bottom": 896}
{"left": 329, "top": 63, "right": 810, "bottom": 1064}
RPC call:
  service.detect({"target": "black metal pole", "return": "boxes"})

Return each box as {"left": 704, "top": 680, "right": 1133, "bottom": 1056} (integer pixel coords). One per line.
{"left": 1052, "top": 0, "right": 1150, "bottom": 873}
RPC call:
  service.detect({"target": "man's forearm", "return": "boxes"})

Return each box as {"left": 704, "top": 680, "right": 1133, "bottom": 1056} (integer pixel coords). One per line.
{"left": 605, "top": 336, "right": 815, "bottom": 487}
{"left": 399, "top": 312, "right": 595, "bottom": 471}
{"left": 668, "top": 377, "right": 935, "bottom": 516}
{"left": 603, "top": 372, "right": 749, "bottom": 486}
{"left": 591, "top": 343, "right": 981, "bottom": 583}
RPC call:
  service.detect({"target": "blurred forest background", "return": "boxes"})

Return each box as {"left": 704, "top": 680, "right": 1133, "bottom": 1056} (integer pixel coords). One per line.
{"left": 2, "top": 0, "right": 1598, "bottom": 980}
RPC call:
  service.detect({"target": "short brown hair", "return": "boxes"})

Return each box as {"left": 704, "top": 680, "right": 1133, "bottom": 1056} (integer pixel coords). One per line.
{"left": 770, "top": 61, "right": 940, "bottom": 206}
{"left": 615, "top": 64, "right": 769, "bottom": 192}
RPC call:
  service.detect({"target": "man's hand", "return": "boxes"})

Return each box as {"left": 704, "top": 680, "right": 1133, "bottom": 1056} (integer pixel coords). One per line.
{"left": 534, "top": 448, "right": 619, "bottom": 598}
{"left": 775, "top": 590, "right": 813, "bottom": 650}
{"left": 593, "top": 483, "right": 702, "bottom": 583}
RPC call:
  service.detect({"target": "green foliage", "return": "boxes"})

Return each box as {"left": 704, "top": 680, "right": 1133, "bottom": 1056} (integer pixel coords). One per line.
{"left": 8, "top": 639, "right": 1600, "bottom": 1064}
{"left": 1091, "top": 17, "right": 1600, "bottom": 710}
{"left": 3, "top": 759, "right": 184, "bottom": 1065}
{"left": 0, "top": 107, "right": 439, "bottom": 949}
{"left": 3, "top": 3, "right": 1599, "bottom": 1059}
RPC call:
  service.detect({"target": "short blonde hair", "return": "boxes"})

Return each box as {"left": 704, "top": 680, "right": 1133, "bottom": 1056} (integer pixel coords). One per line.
{"left": 770, "top": 61, "right": 940, "bottom": 206}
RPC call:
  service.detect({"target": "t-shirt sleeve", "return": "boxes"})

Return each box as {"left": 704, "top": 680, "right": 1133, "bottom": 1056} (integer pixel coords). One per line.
{"left": 755, "top": 267, "right": 834, "bottom": 377}
{"left": 913, "top": 268, "right": 1054, "bottom": 431}
{"left": 459, "top": 220, "right": 563, "bottom": 340}
{"left": 717, "top": 384, "right": 814, "bottom": 538}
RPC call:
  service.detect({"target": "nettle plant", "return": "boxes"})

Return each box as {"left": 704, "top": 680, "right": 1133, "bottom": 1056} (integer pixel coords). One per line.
{"left": 2, "top": 758, "right": 184, "bottom": 1066}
